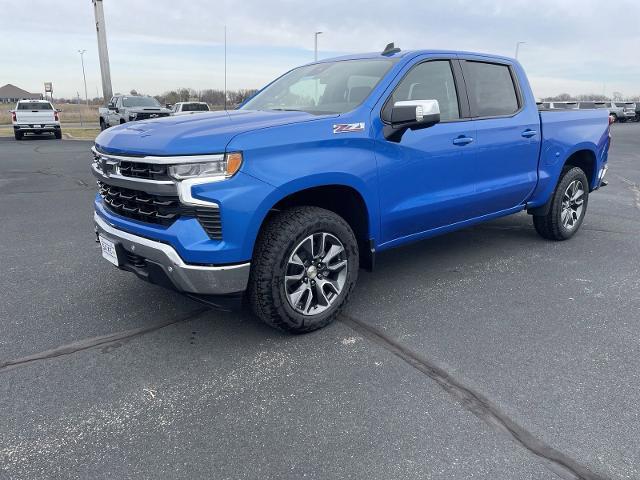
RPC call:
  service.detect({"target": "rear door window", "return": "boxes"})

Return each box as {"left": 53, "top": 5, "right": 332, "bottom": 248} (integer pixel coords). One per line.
{"left": 463, "top": 61, "right": 520, "bottom": 117}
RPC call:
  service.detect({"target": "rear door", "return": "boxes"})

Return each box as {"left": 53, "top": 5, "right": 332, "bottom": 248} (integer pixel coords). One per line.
{"left": 459, "top": 58, "right": 540, "bottom": 216}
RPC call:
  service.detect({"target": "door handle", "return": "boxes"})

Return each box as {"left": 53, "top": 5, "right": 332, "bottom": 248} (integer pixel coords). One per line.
{"left": 521, "top": 129, "right": 537, "bottom": 138}
{"left": 452, "top": 136, "right": 474, "bottom": 146}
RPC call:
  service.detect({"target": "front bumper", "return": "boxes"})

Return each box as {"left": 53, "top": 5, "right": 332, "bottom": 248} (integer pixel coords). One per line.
{"left": 94, "top": 213, "right": 250, "bottom": 295}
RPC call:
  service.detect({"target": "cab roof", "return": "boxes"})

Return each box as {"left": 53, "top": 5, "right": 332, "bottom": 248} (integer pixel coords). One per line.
{"left": 316, "top": 49, "right": 515, "bottom": 64}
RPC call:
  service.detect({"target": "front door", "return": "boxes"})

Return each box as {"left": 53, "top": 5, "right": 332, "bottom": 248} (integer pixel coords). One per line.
{"left": 374, "top": 58, "right": 478, "bottom": 245}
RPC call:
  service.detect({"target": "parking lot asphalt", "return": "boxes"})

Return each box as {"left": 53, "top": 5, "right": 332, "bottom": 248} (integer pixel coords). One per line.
{"left": 1, "top": 125, "right": 639, "bottom": 479}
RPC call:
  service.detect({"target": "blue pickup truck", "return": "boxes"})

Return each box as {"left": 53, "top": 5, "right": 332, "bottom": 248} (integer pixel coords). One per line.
{"left": 92, "top": 46, "right": 610, "bottom": 333}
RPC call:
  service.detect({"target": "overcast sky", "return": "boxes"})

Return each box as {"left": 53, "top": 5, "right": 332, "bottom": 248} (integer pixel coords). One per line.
{"left": 2, "top": 0, "right": 639, "bottom": 99}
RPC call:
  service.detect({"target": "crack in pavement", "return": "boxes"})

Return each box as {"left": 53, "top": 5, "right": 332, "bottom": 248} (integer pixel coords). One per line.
{"left": 0, "top": 308, "right": 209, "bottom": 374}
{"left": 614, "top": 174, "right": 640, "bottom": 211}
{"left": 340, "top": 314, "right": 610, "bottom": 480}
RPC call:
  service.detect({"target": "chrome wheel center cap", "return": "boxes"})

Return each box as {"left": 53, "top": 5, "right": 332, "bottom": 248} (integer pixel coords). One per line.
{"left": 306, "top": 265, "right": 318, "bottom": 279}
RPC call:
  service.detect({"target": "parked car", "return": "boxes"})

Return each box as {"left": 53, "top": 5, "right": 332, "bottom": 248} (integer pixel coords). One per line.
{"left": 635, "top": 103, "right": 640, "bottom": 122}
{"left": 98, "top": 95, "right": 171, "bottom": 130}
{"left": 11, "top": 99, "right": 61, "bottom": 140}
{"left": 578, "top": 101, "right": 609, "bottom": 110}
{"left": 171, "top": 102, "right": 210, "bottom": 115}
{"left": 548, "top": 101, "right": 579, "bottom": 110}
{"left": 92, "top": 47, "right": 610, "bottom": 333}
{"left": 606, "top": 102, "right": 636, "bottom": 122}
{"left": 618, "top": 102, "right": 637, "bottom": 122}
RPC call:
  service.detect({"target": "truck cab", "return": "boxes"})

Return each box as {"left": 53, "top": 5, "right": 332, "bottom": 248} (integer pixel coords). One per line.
{"left": 92, "top": 47, "right": 610, "bottom": 333}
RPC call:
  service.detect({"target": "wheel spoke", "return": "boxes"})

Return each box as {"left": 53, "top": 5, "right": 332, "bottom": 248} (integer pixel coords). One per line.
{"left": 326, "top": 259, "right": 347, "bottom": 272}
{"left": 561, "top": 209, "right": 570, "bottom": 227}
{"left": 314, "top": 282, "right": 330, "bottom": 307}
{"left": 302, "top": 287, "right": 313, "bottom": 313}
{"left": 285, "top": 271, "right": 304, "bottom": 284}
{"left": 318, "top": 233, "right": 327, "bottom": 259}
{"left": 290, "top": 253, "right": 304, "bottom": 267}
{"left": 322, "top": 244, "right": 344, "bottom": 265}
{"left": 318, "top": 277, "right": 340, "bottom": 296}
{"left": 289, "top": 283, "right": 307, "bottom": 306}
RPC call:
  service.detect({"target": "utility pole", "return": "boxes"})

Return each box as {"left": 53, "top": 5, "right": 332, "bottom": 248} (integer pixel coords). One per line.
{"left": 224, "top": 25, "right": 227, "bottom": 111}
{"left": 78, "top": 49, "right": 89, "bottom": 106}
{"left": 92, "top": 0, "right": 113, "bottom": 103}
{"left": 515, "top": 41, "right": 526, "bottom": 60}
{"left": 314, "top": 31, "right": 323, "bottom": 62}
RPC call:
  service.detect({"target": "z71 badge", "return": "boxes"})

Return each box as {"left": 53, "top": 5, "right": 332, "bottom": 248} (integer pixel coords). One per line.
{"left": 333, "top": 122, "right": 365, "bottom": 134}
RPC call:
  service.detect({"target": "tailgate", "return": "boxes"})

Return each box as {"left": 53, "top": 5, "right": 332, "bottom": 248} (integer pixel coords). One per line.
{"left": 16, "top": 110, "right": 56, "bottom": 124}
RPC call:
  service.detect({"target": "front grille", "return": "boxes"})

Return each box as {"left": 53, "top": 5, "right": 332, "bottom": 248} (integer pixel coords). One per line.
{"left": 97, "top": 181, "right": 223, "bottom": 239}
{"left": 98, "top": 181, "right": 182, "bottom": 226}
{"left": 134, "top": 112, "right": 170, "bottom": 120}
{"left": 118, "top": 161, "right": 170, "bottom": 181}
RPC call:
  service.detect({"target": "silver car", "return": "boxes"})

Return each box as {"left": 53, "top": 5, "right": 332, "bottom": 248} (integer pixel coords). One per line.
{"left": 608, "top": 102, "right": 636, "bottom": 122}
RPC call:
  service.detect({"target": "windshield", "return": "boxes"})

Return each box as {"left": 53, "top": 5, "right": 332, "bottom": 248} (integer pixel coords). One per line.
{"left": 122, "top": 96, "right": 161, "bottom": 108}
{"left": 182, "top": 103, "right": 209, "bottom": 111}
{"left": 18, "top": 102, "right": 52, "bottom": 110}
{"left": 241, "top": 59, "right": 395, "bottom": 114}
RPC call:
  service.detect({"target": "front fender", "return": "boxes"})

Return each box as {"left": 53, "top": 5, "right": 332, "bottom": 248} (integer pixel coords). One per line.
{"left": 244, "top": 172, "right": 379, "bottom": 257}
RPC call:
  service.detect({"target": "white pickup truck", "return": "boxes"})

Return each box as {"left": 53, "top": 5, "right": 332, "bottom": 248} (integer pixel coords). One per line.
{"left": 170, "top": 102, "right": 210, "bottom": 115}
{"left": 11, "top": 100, "right": 62, "bottom": 140}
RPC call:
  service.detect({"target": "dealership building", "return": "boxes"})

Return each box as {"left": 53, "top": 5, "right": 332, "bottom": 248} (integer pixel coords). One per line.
{"left": 0, "top": 84, "right": 42, "bottom": 102}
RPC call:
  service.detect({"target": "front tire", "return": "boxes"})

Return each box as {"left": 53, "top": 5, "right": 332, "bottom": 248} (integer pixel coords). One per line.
{"left": 248, "top": 206, "right": 359, "bottom": 333}
{"left": 54, "top": 130, "right": 62, "bottom": 139}
{"left": 533, "top": 166, "right": 589, "bottom": 241}
{"left": 100, "top": 118, "right": 107, "bottom": 131}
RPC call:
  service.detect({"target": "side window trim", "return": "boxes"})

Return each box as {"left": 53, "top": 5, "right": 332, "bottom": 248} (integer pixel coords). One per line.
{"left": 380, "top": 57, "right": 471, "bottom": 124}
{"left": 459, "top": 59, "right": 524, "bottom": 119}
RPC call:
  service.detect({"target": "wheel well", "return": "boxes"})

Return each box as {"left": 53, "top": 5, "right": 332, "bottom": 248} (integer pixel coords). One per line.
{"left": 564, "top": 150, "right": 596, "bottom": 187}
{"left": 119, "top": 119, "right": 126, "bottom": 124}
{"left": 267, "top": 185, "right": 373, "bottom": 269}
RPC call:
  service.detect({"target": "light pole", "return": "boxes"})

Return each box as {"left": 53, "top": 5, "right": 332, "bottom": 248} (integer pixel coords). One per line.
{"left": 78, "top": 49, "right": 89, "bottom": 106}
{"left": 515, "top": 41, "right": 526, "bottom": 60}
{"left": 92, "top": 0, "right": 113, "bottom": 103}
{"left": 314, "top": 31, "right": 323, "bottom": 62}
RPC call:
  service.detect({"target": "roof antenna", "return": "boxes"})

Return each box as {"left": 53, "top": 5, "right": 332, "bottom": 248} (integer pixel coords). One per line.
{"left": 381, "top": 42, "right": 401, "bottom": 56}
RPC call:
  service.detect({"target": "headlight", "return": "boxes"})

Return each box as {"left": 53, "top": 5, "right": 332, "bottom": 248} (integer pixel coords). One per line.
{"left": 168, "top": 152, "right": 243, "bottom": 180}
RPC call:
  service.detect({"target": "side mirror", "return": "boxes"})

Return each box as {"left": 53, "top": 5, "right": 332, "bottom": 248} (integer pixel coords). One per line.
{"left": 56, "top": 109, "right": 63, "bottom": 113}
{"left": 384, "top": 99, "right": 441, "bottom": 142}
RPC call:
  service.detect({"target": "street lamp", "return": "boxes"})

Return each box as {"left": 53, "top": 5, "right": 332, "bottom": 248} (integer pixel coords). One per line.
{"left": 314, "top": 31, "right": 323, "bottom": 62}
{"left": 78, "top": 49, "right": 89, "bottom": 106}
{"left": 515, "top": 41, "right": 526, "bottom": 60}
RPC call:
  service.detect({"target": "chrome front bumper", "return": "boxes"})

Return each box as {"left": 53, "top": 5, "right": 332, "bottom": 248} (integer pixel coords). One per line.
{"left": 94, "top": 214, "right": 250, "bottom": 295}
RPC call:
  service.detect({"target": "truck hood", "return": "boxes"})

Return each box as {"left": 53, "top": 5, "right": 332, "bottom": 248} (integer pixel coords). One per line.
{"left": 95, "top": 109, "right": 336, "bottom": 156}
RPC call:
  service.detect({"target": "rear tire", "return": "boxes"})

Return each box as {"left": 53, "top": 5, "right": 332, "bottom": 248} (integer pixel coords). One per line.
{"left": 14, "top": 132, "right": 23, "bottom": 141}
{"left": 248, "top": 206, "right": 359, "bottom": 334}
{"left": 100, "top": 118, "right": 107, "bottom": 131}
{"left": 533, "top": 166, "right": 589, "bottom": 241}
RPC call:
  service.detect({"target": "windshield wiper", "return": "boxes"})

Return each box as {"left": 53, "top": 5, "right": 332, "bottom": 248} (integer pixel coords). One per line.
{"left": 269, "top": 108, "right": 304, "bottom": 112}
